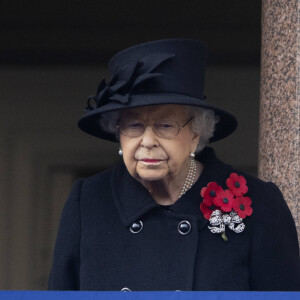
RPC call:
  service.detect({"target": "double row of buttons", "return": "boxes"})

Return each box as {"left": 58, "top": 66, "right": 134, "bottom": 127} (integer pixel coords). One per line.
{"left": 129, "top": 220, "right": 191, "bottom": 235}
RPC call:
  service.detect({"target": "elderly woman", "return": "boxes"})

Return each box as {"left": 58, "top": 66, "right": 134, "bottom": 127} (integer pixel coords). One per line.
{"left": 48, "top": 39, "right": 300, "bottom": 291}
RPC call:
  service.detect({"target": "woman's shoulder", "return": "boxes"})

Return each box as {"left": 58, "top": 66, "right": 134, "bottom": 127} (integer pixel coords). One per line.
{"left": 230, "top": 166, "right": 279, "bottom": 199}
{"left": 78, "top": 162, "right": 125, "bottom": 188}
{"left": 201, "top": 147, "right": 289, "bottom": 213}
{"left": 200, "top": 147, "right": 277, "bottom": 192}
{"left": 208, "top": 151, "right": 298, "bottom": 250}
{"left": 216, "top": 156, "right": 295, "bottom": 229}
{"left": 224, "top": 160, "right": 285, "bottom": 208}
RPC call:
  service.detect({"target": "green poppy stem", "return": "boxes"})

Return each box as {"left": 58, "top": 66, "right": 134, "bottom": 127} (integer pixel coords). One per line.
{"left": 221, "top": 232, "right": 228, "bottom": 242}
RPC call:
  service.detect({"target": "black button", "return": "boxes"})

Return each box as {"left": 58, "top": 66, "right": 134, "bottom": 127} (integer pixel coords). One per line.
{"left": 234, "top": 182, "right": 240, "bottom": 188}
{"left": 178, "top": 220, "right": 191, "bottom": 235}
{"left": 129, "top": 220, "right": 143, "bottom": 233}
{"left": 222, "top": 197, "right": 229, "bottom": 204}
{"left": 209, "top": 190, "right": 216, "bottom": 197}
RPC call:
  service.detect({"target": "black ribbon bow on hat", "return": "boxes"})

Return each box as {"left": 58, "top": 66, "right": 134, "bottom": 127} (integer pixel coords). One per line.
{"left": 85, "top": 53, "right": 175, "bottom": 111}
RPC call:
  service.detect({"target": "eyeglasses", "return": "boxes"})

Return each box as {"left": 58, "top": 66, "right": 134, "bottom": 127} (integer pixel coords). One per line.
{"left": 116, "top": 117, "right": 193, "bottom": 139}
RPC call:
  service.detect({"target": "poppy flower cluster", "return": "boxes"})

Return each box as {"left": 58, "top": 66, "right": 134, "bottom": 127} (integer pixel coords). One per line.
{"left": 200, "top": 173, "right": 253, "bottom": 220}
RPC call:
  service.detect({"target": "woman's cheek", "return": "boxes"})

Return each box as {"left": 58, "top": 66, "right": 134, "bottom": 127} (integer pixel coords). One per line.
{"left": 131, "top": 150, "right": 139, "bottom": 176}
{"left": 166, "top": 159, "right": 177, "bottom": 175}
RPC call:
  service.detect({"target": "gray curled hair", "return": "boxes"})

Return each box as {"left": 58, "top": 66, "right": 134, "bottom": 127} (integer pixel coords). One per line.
{"left": 185, "top": 106, "right": 219, "bottom": 153}
{"left": 98, "top": 106, "right": 219, "bottom": 153}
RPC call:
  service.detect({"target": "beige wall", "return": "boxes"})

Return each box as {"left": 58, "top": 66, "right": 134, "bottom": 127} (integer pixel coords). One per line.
{"left": 0, "top": 65, "right": 260, "bottom": 289}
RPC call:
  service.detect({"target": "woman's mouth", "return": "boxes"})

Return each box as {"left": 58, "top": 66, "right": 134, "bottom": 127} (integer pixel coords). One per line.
{"left": 139, "top": 159, "right": 165, "bottom": 167}
{"left": 141, "top": 159, "right": 162, "bottom": 163}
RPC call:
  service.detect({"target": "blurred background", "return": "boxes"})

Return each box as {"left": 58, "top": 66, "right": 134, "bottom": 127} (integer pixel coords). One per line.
{"left": 0, "top": 0, "right": 261, "bottom": 289}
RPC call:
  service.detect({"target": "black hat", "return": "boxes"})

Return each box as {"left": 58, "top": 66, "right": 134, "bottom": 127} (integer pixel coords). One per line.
{"left": 78, "top": 38, "right": 237, "bottom": 142}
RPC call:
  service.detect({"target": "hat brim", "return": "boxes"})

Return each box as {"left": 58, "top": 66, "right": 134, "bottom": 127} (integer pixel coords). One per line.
{"left": 78, "top": 93, "right": 238, "bottom": 143}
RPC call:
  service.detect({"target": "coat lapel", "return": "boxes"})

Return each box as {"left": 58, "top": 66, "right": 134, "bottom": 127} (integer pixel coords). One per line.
{"left": 111, "top": 163, "right": 159, "bottom": 227}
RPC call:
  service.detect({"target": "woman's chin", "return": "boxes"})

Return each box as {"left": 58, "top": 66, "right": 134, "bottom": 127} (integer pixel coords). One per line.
{"left": 136, "top": 169, "right": 167, "bottom": 182}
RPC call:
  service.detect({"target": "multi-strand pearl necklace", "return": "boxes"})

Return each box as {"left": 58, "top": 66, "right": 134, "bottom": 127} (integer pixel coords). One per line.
{"left": 179, "top": 158, "right": 197, "bottom": 198}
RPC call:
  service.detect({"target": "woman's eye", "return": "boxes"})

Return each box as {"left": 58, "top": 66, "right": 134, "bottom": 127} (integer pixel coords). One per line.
{"left": 127, "top": 122, "right": 143, "bottom": 128}
{"left": 157, "top": 123, "right": 174, "bottom": 128}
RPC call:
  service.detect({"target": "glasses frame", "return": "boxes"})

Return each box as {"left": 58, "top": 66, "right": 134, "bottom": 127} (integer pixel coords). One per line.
{"left": 116, "top": 117, "right": 193, "bottom": 139}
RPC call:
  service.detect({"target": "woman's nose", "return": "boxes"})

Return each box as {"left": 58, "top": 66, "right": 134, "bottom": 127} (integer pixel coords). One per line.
{"left": 140, "top": 126, "right": 159, "bottom": 148}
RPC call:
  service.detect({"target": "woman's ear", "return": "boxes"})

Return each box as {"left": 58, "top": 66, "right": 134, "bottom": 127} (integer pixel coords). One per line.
{"left": 191, "top": 132, "right": 200, "bottom": 152}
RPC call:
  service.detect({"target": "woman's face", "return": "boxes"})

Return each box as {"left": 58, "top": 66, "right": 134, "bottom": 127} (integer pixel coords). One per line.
{"left": 119, "top": 105, "right": 200, "bottom": 182}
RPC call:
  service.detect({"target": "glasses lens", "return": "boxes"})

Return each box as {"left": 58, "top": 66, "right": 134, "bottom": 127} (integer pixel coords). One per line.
{"left": 153, "top": 120, "right": 179, "bottom": 138}
{"left": 119, "top": 120, "right": 145, "bottom": 137}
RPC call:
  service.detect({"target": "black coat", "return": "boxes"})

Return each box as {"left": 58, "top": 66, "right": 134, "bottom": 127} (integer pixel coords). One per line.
{"left": 48, "top": 148, "right": 300, "bottom": 291}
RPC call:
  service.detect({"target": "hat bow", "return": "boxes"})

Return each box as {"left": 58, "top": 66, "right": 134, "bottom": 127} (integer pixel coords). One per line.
{"left": 86, "top": 53, "right": 175, "bottom": 111}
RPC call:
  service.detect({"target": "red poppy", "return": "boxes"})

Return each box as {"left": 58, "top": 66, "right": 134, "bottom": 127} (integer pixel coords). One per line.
{"left": 233, "top": 196, "right": 253, "bottom": 218}
{"left": 200, "top": 202, "right": 217, "bottom": 220}
{"left": 201, "top": 182, "right": 223, "bottom": 206}
{"left": 226, "top": 173, "right": 248, "bottom": 196}
{"left": 214, "top": 189, "right": 235, "bottom": 212}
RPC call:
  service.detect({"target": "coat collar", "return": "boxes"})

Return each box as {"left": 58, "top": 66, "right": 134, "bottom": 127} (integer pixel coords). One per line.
{"left": 111, "top": 147, "right": 232, "bottom": 229}
{"left": 111, "top": 163, "right": 159, "bottom": 227}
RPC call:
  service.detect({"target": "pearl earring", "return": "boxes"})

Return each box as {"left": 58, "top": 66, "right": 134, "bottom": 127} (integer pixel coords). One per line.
{"left": 190, "top": 152, "right": 195, "bottom": 158}
{"left": 118, "top": 148, "right": 123, "bottom": 156}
